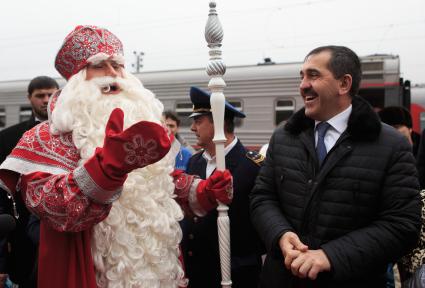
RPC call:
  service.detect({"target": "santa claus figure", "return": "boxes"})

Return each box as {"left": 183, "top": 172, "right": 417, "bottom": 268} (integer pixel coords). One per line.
{"left": 0, "top": 25, "right": 232, "bottom": 288}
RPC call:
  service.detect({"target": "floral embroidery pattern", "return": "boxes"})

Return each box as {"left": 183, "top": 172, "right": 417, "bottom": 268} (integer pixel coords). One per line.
{"left": 25, "top": 173, "right": 110, "bottom": 232}
{"left": 123, "top": 134, "right": 158, "bottom": 167}
{"left": 70, "top": 34, "right": 100, "bottom": 61}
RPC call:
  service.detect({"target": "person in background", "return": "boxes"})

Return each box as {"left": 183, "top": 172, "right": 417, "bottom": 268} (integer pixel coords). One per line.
{"left": 250, "top": 45, "right": 421, "bottom": 288}
{"left": 0, "top": 76, "right": 59, "bottom": 161}
{"left": 378, "top": 106, "right": 422, "bottom": 288}
{"left": 398, "top": 189, "right": 425, "bottom": 285}
{"left": 378, "top": 106, "right": 425, "bottom": 190}
{"left": 0, "top": 76, "right": 59, "bottom": 288}
{"left": 179, "top": 86, "right": 265, "bottom": 288}
{"left": 378, "top": 106, "right": 417, "bottom": 151}
{"left": 164, "top": 110, "right": 193, "bottom": 170}
{"left": 164, "top": 111, "right": 195, "bottom": 153}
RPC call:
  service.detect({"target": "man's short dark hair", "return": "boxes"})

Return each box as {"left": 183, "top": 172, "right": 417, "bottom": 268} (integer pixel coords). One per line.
{"left": 224, "top": 117, "right": 235, "bottom": 134}
{"left": 205, "top": 114, "right": 235, "bottom": 134}
{"left": 27, "top": 76, "right": 59, "bottom": 95}
{"left": 163, "top": 111, "right": 181, "bottom": 127}
{"left": 378, "top": 106, "right": 412, "bottom": 128}
{"left": 306, "top": 45, "right": 362, "bottom": 97}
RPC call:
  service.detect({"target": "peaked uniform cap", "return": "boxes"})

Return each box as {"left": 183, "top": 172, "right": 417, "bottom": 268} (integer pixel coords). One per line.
{"left": 55, "top": 25, "right": 124, "bottom": 80}
{"left": 189, "top": 86, "right": 246, "bottom": 119}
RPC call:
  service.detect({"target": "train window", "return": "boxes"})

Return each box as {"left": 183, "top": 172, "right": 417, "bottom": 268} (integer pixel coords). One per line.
{"left": 275, "top": 99, "right": 295, "bottom": 125}
{"left": 0, "top": 107, "right": 5, "bottom": 128}
{"left": 20, "top": 106, "right": 32, "bottom": 123}
{"left": 361, "top": 62, "right": 383, "bottom": 72}
{"left": 175, "top": 100, "right": 244, "bottom": 127}
{"left": 175, "top": 102, "right": 193, "bottom": 127}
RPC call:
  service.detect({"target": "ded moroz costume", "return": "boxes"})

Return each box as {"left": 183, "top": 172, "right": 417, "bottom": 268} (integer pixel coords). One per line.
{"left": 0, "top": 25, "right": 177, "bottom": 288}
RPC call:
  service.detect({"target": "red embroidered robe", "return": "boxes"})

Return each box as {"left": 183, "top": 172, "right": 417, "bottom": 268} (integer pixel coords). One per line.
{"left": 0, "top": 121, "right": 211, "bottom": 288}
{"left": 0, "top": 122, "right": 120, "bottom": 288}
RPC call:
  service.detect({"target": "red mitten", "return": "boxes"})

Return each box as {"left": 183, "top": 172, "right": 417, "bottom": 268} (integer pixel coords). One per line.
{"left": 172, "top": 169, "right": 196, "bottom": 217}
{"left": 196, "top": 169, "right": 233, "bottom": 212}
{"left": 89, "top": 108, "right": 171, "bottom": 182}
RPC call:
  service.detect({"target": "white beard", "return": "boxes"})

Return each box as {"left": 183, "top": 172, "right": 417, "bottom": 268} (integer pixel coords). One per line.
{"left": 51, "top": 70, "right": 186, "bottom": 287}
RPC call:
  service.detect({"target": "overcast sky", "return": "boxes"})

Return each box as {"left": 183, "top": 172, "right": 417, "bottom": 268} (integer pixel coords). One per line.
{"left": 1, "top": 0, "right": 424, "bottom": 84}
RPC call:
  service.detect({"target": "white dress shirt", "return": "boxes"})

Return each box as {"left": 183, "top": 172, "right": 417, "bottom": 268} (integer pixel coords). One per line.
{"left": 202, "top": 137, "right": 238, "bottom": 178}
{"left": 315, "top": 105, "right": 352, "bottom": 153}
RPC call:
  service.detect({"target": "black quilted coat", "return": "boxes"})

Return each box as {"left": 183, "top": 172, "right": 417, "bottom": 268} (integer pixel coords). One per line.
{"left": 250, "top": 96, "right": 422, "bottom": 288}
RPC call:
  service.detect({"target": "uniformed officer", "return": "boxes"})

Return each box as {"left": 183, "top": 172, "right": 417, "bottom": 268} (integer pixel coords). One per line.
{"left": 180, "top": 86, "right": 265, "bottom": 288}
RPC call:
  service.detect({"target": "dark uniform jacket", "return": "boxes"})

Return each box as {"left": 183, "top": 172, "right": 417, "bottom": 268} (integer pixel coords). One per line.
{"left": 181, "top": 139, "right": 264, "bottom": 288}
{"left": 250, "top": 96, "right": 421, "bottom": 288}
{"left": 0, "top": 115, "right": 39, "bottom": 288}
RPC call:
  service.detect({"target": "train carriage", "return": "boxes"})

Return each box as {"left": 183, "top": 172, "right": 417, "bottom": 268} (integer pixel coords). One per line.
{"left": 0, "top": 54, "right": 413, "bottom": 148}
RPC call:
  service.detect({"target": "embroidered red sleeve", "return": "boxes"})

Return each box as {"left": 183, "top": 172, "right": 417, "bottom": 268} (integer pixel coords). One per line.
{"left": 21, "top": 171, "right": 113, "bottom": 232}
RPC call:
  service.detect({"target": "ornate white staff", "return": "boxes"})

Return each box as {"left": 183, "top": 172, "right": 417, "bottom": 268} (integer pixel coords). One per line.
{"left": 205, "top": 2, "right": 231, "bottom": 288}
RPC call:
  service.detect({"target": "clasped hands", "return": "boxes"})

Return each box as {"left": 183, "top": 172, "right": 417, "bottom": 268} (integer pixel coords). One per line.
{"left": 279, "top": 231, "right": 331, "bottom": 280}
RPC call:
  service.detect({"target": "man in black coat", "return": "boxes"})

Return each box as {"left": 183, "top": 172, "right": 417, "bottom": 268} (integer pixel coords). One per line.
{"left": 180, "top": 87, "right": 264, "bottom": 288}
{"left": 0, "top": 76, "right": 58, "bottom": 288}
{"left": 250, "top": 46, "right": 421, "bottom": 288}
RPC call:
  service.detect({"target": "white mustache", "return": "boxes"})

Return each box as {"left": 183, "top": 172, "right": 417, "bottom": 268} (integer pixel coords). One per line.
{"left": 89, "top": 76, "right": 121, "bottom": 89}
{"left": 89, "top": 76, "right": 125, "bottom": 94}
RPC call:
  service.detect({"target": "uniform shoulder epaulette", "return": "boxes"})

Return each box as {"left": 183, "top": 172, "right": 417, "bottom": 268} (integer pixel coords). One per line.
{"left": 246, "top": 150, "right": 265, "bottom": 166}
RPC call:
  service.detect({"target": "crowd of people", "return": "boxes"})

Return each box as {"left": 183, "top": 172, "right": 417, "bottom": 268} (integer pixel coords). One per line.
{"left": 0, "top": 25, "right": 423, "bottom": 288}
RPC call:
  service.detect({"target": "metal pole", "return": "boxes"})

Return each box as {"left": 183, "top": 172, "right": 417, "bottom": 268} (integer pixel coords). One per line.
{"left": 205, "top": 2, "right": 231, "bottom": 288}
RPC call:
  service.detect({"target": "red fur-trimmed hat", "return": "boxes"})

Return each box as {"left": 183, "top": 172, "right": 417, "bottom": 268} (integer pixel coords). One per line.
{"left": 55, "top": 25, "right": 124, "bottom": 80}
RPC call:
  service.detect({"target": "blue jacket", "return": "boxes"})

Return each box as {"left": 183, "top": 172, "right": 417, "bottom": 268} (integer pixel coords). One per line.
{"left": 175, "top": 146, "right": 192, "bottom": 171}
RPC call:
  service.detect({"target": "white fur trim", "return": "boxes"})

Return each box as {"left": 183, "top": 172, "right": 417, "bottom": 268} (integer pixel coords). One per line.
{"left": 0, "top": 157, "right": 69, "bottom": 175}
{"left": 188, "top": 178, "right": 208, "bottom": 217}
{"left": 73, "top": 165, "right": 122, "bottom": 204}
{"left": 87, "top": 53, "right": 125, "bottom": 65}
